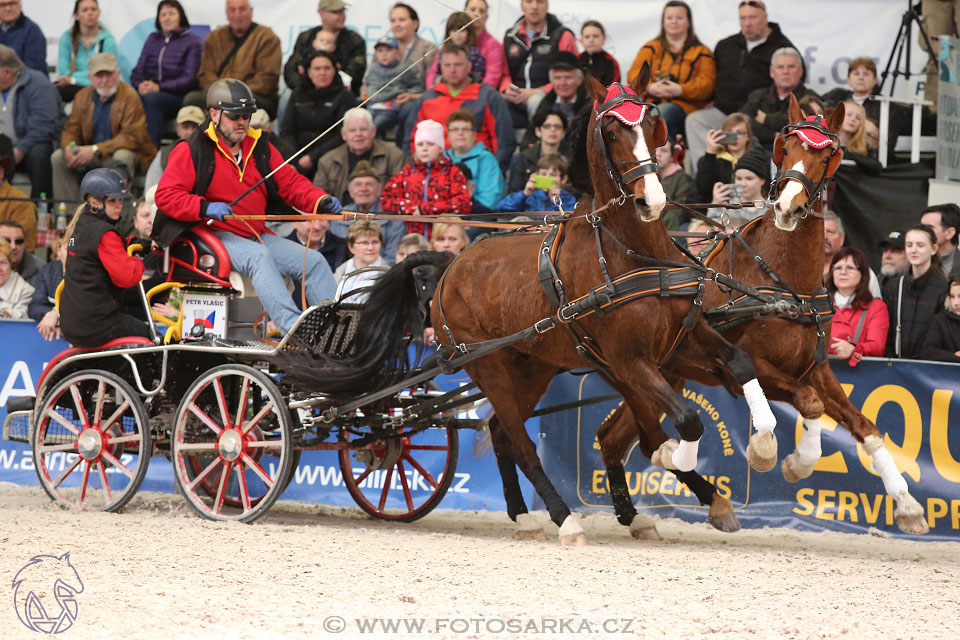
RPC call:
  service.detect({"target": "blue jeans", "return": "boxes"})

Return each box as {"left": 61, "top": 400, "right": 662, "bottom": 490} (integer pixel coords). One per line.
{"left": 213, "top": 231, "right": 337, "bottom": 333}
{"left": 141, "top": 90, "right": 184, "bottom": 148}
{"left": 657, "top": 102, "right": 687, "bottom": 140}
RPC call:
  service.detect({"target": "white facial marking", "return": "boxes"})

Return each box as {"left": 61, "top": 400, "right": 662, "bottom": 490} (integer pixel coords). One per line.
{"left": 631, "top": 123, "right": 665, "bottom": 217}
{"left": 775, "top": 159, "right": 806, "bottom": 214}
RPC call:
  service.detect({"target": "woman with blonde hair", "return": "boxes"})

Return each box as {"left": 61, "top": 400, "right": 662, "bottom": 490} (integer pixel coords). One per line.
{"left": 839, "top": 101, "right": 867, "bottom": 155}
{"left": 430, "top": 222, "right": 469, "bottom": 254}
{"left": 696, "top": 112, "right": 753, "bottom": 201}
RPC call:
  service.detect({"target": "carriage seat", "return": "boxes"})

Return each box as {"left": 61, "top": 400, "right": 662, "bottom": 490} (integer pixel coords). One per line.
{"left": 166, "top": 226, "right": 233, "bottom": 288}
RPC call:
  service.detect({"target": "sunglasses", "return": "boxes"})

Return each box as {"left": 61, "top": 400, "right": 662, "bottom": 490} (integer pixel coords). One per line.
{"left": 223, "top": 112, "right": 252, "bottom": 122}
{"left": 739, "top": 0, "right": 765, "bottom": 9}
{"left": 1, "top": 236, "right": 24, "bottom": 245}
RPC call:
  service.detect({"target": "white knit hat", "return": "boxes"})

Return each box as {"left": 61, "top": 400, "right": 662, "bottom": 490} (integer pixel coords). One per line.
{"left": 414, "top": 119, "right": 445, "bottom": 149}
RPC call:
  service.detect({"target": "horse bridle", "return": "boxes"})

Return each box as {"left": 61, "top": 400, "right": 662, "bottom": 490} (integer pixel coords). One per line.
{"left": 593, "top": 84, "right": 661, "bottom": 201}
{"left": 768, "top": 116, "right": 841, "bottom": 213}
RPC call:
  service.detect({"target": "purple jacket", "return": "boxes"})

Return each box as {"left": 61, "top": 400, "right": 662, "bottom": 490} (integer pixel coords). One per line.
{"left": 130, "top": 28, "right": 202, "bottom": 95}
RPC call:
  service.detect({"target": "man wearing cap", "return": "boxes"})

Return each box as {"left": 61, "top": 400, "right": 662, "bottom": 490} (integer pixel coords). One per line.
{"left": 0, "top": 134, "right": 34, "bottom": 251}
{"left": 920, "top": 203, "right": 960, "bottom": 278}
{"left": 283, "top": 0, "right": 366, "bottom": 95}
{"left": 0, "top": 0, "right": 45, "bottom": 74}
{"left": 144, "top": 105, "right": 206, "bottom": 191}
{"left": 331, "top": 160, "right": 403, "bottom": 264}
{"left": 184, "top": 0, "right": 281, "bottom": 118}
{"left": 878, "top": 230, "right": 908, "bottom": 290}
{"left": 741, "top": 47, "right": 819, "bottom": 146}
{"left": 520, "top": 51, "right": 587, "bottom": 149}
{"left": 685, "top": 0, "right": 803, "bottom": 171}
{"left": 51, "top": 52, "right": 156, "bottom": 203}
{"left": 400, "top": 43, "right": 515, "bottom": 167}
{"left": 155, "top": 78, "right": 343, "bottom": 335}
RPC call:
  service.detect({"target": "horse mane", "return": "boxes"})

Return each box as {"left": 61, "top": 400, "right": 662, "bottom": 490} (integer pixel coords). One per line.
{"left": 567, "top": 97, "right": 596, "bottom": 196}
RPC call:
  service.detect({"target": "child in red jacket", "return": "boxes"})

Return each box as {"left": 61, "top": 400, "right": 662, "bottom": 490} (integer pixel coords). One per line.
{"left": 381, "top": 119, "right": 470, "bottom": 237}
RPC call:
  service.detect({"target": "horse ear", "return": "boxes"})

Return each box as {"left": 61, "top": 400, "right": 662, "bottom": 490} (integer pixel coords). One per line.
{"left": 630, "top": 62, "right": 651, "bottom": 95}
{"left": 652, "top": 115, "right": 668, "bottom": 149}
{"left": 825, "top": 147, "right": 844, "bottom": 178}
{"left": 585, "top": 72, "right": 606, "bottom": 102}
{"left": 787, "top": 93, "right": 803, "bottom": 124}
{"left": 773, "top": 134, "right": 785, "bottom": 166}
{"left": 826, "top": 101, "right": 845, "bottom": 133}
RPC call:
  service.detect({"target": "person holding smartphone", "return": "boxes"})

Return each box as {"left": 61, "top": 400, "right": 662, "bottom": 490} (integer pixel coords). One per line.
{"left": 696, "top": 112, "right": 754, "bottom": 200}
{"left": 496, "top": 153, "right": 576, "bottom": 214}
{"left": 708, "top": 147, "right": 770, "bottom": 223}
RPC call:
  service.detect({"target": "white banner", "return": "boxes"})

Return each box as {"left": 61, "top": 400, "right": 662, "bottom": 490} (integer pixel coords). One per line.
{"left": 29, "top": 0, "right": 925, "bottom": 97}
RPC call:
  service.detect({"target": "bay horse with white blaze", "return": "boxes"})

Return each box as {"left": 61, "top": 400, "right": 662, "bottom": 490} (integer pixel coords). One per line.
{"left": 595, "top": 95, "right": 928, "bottom": 537}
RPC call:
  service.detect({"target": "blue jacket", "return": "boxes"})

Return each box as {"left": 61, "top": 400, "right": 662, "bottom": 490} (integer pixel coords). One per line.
{"left": 12, "top": 68, "right": 64, "bottom": 156}
{"left": 445, "top": 142, "right": 505, "bottom": 210}
{"left": 130, "top": 28, "right": 203, "bottom": 95}
{"left": 0, "top": 14, "right": 46, "bottom": 74}
{"left": 58, "top": 28, "right": 117, "bottom": 86}
{"left": 28, "top": 259, "right": 63, "bottom": 322}
{"left": 497, "top": 187, "right": 577, "bottom": 213}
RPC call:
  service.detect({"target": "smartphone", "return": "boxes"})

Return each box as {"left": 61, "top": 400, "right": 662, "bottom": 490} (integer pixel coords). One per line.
{"left": 533, "top": 175, "right": 557, "bottom": 190}
{"left": 508, "top": 83, "right": 521, "bottom": 93}
{"left": 718, "top": 130, "right": 740, "bottom": 145}
{"left": 726, "top": 183, "right": 744, "bottom": 199}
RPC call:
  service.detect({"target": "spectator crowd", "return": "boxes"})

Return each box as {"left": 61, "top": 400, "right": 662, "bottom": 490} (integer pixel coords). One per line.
{"left": 0, "top": 0, "right": 958, "bottom": 364}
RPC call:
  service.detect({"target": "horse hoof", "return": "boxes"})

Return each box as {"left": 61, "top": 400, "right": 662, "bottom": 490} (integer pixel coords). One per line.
{"left": 781, "top": 452, "right": 816, "bottom": 483}
{"left": 651, "top": 439, "right": 678, "bottom": 470}
{"left": 629, "top": 514, "right": 661, "bottom": 541}
{"left": 514, "top": 513, "right": 547, "bottom": 541}
{"left": 708, "top": 496, "right": 741, "bottom": 533}
{"left": 747, "top": 432, "right": 777, "bottom": 472}
{"left": 558, "top": 515, "right": 588, "bottom": 546}
{"left": 895, "top": 491, "right": 930, "bottom": 535}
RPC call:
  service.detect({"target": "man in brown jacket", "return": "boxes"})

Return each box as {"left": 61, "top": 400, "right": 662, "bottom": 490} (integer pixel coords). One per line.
{"left": 183, "top": 0, "right": 281, "bottom": 118}
{"left": 0, "top": 133, "right": 36, "bottom": 251}
{"left": 51, "top": 53, "right": 156, "bottom": 202}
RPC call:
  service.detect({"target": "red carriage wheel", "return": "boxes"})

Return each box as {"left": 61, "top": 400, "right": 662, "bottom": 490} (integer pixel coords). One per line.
{"left": 31, "top": 370, "right": 152, "bottom": 512}
{"left": 338, "top": 425, "right": 458, "bottom": 522}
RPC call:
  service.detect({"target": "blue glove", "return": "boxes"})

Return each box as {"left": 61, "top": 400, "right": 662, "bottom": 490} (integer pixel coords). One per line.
{"left": 204, "top": 202, "right": 232, "bottom": 221}
{"left": 317, "top": 195, "right": 342, "bottom": 214}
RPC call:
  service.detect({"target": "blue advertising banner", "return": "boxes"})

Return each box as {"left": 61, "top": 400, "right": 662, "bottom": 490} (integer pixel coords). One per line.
{"left": 538, "top": 361, "right": 960, "bottom": 541}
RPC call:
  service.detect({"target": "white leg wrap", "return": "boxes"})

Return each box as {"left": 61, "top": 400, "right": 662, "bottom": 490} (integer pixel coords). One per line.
{"left": 795, "top": 417, "right": 822, "bottom": 465}
{"left": 671, "top": 438, "right": 700, "bottom": 472}
{"left": 864, "top": 435, "right": 909, "bottom": 498}
{"left": 743, "top": 379, "right": 777, "bottom": 435}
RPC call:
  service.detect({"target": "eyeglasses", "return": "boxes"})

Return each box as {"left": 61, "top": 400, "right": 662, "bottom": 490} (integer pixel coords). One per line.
{"left": 832, "top": 265, "right": 858, "bottom": 273}
{"left": 539, "top": 123, "right": 564, "bottom": 130}
{"left": 222, "top": 112, "right": 251, "bottom": 122}
{"left": 1, "top": 236, "right": 24, "bottom": 245}
{"left": 353, "top": 240, "right": 381, "bottom": 247}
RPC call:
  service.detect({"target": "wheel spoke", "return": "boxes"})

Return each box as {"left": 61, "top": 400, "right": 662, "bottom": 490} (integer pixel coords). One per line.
{"left": 97, "top": 462, "right": 112, "bottom": 505}
{"left": 177, "top": 442, "right": 219, "bottom": 451}
{"left": 213, "top": 378, "right": 231, "bottom": 429}
{"left": 240, "top": 452, "right": 274, "bottom": 488}
{"left": 235, "top": 464, "right": 251, "bottom": 512}
{"left": 352, "top": 465, "right": 373, "bottom": 486}
{"left": 397, "top": 460, "right": 414, "bottom": 511}
{"left": 189, "top": 403, "right": 223, "bottom": 436}
{"left": 377, "top": 467, "right": 394, "bottom": 511}
{"left": 39, "top": 442, "right": 78, "bottom": 454}
{"left": 105, "top": 433, "right": 142, "bottom": 446}
{"left": 45, "top": 408, "right": 81, "bottom": 436}
{"left": 79, "top": 462, "right": 91, "bottom": 505}
{"left": 53, "top": 456, "right": 82, "bottom": 488}
{"left": 187, "top": 457, "right": 222, "bottom": 491}
{"left": 69, "top": 385, "right": 90, "bottom": 429}
{"left": 245, "top": 439, "right": 282, "bottom": 449}
{"left": 402, "top": 452, "right": 439, "bottom": 489}
{"left": 214, "top": 461, "right": 231, "bottom": 514}
{"left": 101, "top": 450, "right": 134, "bottom": 479}
{"left": 93, "top": 380, "right": 106, "bottom": 426}
{"left": 235, "top": 377, "right": 250, "bottom": 429}
{"left": 241, "top": 400, "right": 276, "bottom": 435}
{"left": 99, "top": 399, "right": 131, "bottom": 433}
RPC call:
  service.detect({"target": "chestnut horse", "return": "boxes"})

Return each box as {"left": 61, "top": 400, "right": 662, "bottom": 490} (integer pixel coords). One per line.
{"left": 595, "top": 95, "right": 928, "bottom": 537}
{"left": 429, "top": 69, "right": 778, "bottom": 544}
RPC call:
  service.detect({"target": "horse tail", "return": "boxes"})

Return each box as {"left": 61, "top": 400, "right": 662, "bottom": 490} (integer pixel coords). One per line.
{"left": 278, "top": 251, "right": 454, "bottom": 400}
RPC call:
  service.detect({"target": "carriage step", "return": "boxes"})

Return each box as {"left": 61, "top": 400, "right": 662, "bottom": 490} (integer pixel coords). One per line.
{"left": 5, "top": 396, "right": 34, "bottom": 413}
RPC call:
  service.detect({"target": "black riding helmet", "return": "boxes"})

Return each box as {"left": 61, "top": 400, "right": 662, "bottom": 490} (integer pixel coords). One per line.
{"left": 80, "top": 167, "right": 132, "bottom": 201}
{"left": 206, "top": 78, "right": 257, "bottom": 115}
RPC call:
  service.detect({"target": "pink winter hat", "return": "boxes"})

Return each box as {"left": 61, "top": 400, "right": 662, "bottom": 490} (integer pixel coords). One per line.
{"left": 414, "top": 119, "right": 445, "bottom": 148}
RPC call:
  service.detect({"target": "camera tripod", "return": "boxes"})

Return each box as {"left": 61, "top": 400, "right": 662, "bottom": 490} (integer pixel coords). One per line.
{"left": 879, "top": 0, "right": 937, "bottom": 95}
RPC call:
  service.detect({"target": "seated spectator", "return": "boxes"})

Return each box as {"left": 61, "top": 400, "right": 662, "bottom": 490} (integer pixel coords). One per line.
{"left": 499, "top": 0, "right": 577, "bottom": 128}
{"left": 28, "top": 233, "right": 66, "bottom": 340}
{"left": 920, "top": 204, "right": 960, "bottom": 278}
{"left": 820, "top": 209, "right": 882, "bottom": 297}
{"left": 821, "top": 57, "right": 885, "bottom": 126}
{"left": 0, "top": 235, "right": 31, "bottom": 318}
{"left": 0, "top": 219, "right": 41, "bottom": 280}
{"left": 920, "top": 276, "right": 960, "bottom": 363}
{"left": 56, "top": 0, "right": 116, "bottom": 104}
{"left": 837, "top": 100, "right": 881, "bottom": 172}
{"left": 144, "top": 105, "right": 204, "bottom": 191}
{"left": 453, "top": 163, "right": 493, "bottom": 219}
{"left": 742, "top": 47, "right": 820, "bottom": 147}
{"left": 283, "top": 0, "right": 366, "bottom": 95}
{"left": 0, "top": 46, "right": 61, "bottom": 201}
{"left": 281, "top": 50, "right": 358, "bottom": 178}
{"left": 0, "top": 0, "right": 45, "bottom": 74}
{"left": 656, "top": 137, "right": 697, "bottom": 230}
{"left": 521, "top": 52, "right": 588, "bottom": 150}
{"left": 388, "top": 3, "right": 434, "bottom": 101}
{"left": 130, "top": 0, "right": 202, "bottom": 148}
{"left": 426, "top": 12, "right": 486, "bottom": 90}
{"left": 331, "top": 160, "right": 404, "bottom": 264}
{"left": 827, "top": 247, "right": 889, "bottom": 366}
{"left": 362, "top": 35, "right": 422, "bottom": 133}
{"left": 381, "top": 119, "right": 470, "bottom": 236}
{"left": 313, "top": 108, "right": 408, "bottom": 204}
{"left": 430, "top": 221, "right": 469, "bottom": 254}
{"left": 333, "top": 220, "right": 387, "bottom": 302}
{"left": 497, "top": 153, "right": 576, "bottom": 214}
{"left": 696, "top": 113, "right": 753, "bottom": 201}
{"left": 685, "top": 218, "right": 713, "bottom": 255}
{"left": 463, "top": 0, "right": 503, "bottom": 89}
{"left": 627, "top": 0, "right": 716, "bottom": 137}
{"left": 395, "top": 232, "right": 429, "bottom": 262}
{"left": 708, "top": 148, "right": 770, "bottom": 222}
{"left": 579, "top": 20, "right": 619, "bottom": 86}
{"left": 52, "top": 53, "right": 157, "bottom": 203}
{"left": 507, "top": 109, "right": 568, "bottom": 194}
{"left": 882, "top": 224, "right": 950, "bottom": 358}
{"left": 864, "top": 117, "right": 880, "bottom": 156}
{"left": 444, "top": 110, "right": 504, "bottom": 210}
{"left": 286, "top": 216, "right": 347, "bottom": 309}
{"left": 878, "top": 229, "right": 908, "bottom": 290}
{"left": 798, "top": 94, "right": 825, "bottom": 117}
{"left": 0, "top": 134, "right": 37, "bottom": 250}
{"left": 400, "top": 44, "right": 516, "bottom": 167}
{"left": 184, "top": 0, "right": 281, "bottom": 118}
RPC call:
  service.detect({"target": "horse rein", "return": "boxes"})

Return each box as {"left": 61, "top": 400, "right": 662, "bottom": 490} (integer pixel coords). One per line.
{"left": 769, "top": 116, "right": 841, "bottom": 215}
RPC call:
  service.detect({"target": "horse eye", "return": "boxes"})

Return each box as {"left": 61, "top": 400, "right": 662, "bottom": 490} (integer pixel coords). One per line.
{"left": 607, "top": 131, "right": 617, "bottom": 141}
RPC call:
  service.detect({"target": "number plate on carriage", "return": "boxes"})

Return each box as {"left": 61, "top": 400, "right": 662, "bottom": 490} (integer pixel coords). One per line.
{"left": 182, "top": 291, "right": 229, "bottom": 338}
